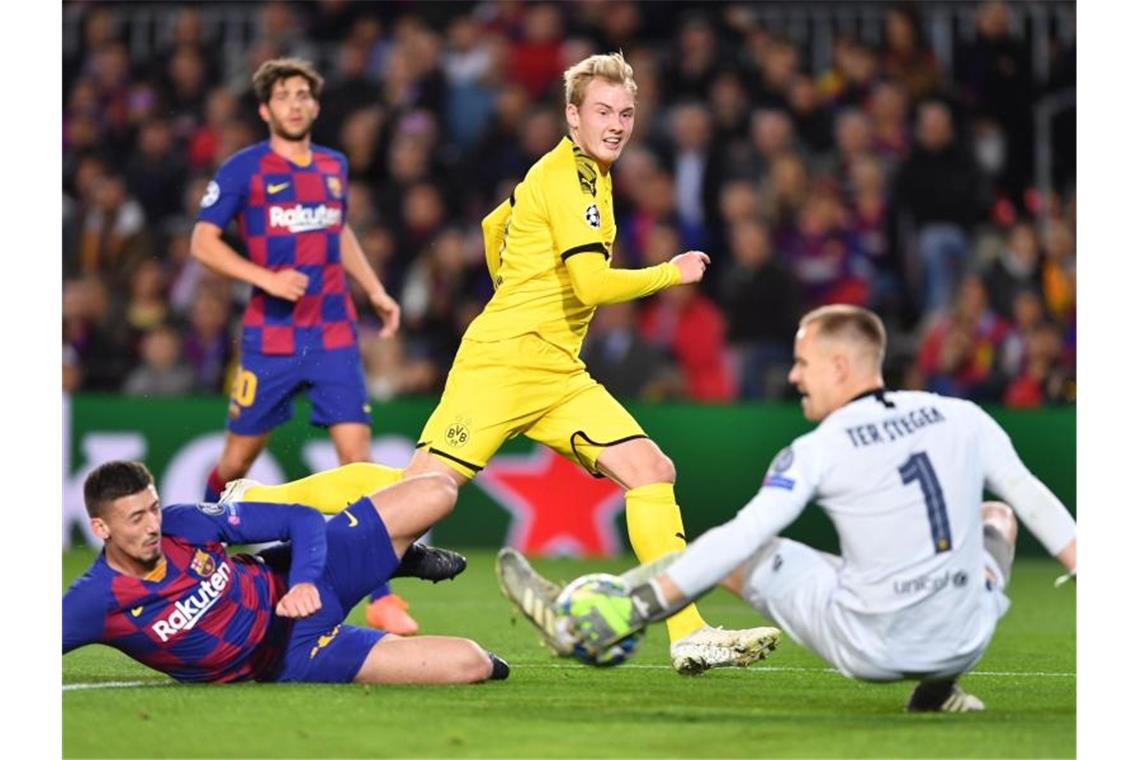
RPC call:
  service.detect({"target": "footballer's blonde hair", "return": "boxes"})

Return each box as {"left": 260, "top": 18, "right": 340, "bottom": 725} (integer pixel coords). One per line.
{"left": 800, "top": 304, "right": 887, "bottom": 367}
{"left": 563, "top": 52, "right": 637, "bottom": 108}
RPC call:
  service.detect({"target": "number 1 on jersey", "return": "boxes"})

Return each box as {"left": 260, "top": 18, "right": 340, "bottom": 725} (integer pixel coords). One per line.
{"left": 899, "top": 451, "right": 952, "bottom": 553}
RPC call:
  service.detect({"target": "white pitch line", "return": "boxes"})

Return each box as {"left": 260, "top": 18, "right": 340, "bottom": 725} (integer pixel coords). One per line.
{"left": 63, "top": 680, "right": 170, "bottom": 692}
{"left": 62, "top": 666, "right": 1075, "bottom": 691}
{"left": 512, "top": 664, "right": 1076, "bottom": 678}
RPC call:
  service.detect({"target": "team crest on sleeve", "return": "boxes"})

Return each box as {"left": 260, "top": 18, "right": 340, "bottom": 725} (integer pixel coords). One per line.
{"left": 190, "top": 549, "right": 217, "bottom": 578}
{"left": 197, "top": 502, "right": 225, "bottom": 516}
{"left": 200, "top": 180, "right": 220, "bottom": 208}
{"left": 584, "top": 204, "right": 601, "bottom": 229}
{"left": 326, "top": 175, "right": 343, "bottom": 198}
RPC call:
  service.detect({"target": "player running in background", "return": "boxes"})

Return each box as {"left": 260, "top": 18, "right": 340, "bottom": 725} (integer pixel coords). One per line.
{"left": 189, "top": 58, "right": 413, "bottom": 635}
{"left": 63, "top": 460, "right": 507, "bottom": 685}
{"left": 401, "top": 51, "right": 777, "bottom": 675}
{"left": 503, "top": 305, "right": 1077, "bottom": 710}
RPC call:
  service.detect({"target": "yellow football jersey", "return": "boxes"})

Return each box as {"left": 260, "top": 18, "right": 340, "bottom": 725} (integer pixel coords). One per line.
{"left": 463, "top": 137, "right": 618, "bottom": 356}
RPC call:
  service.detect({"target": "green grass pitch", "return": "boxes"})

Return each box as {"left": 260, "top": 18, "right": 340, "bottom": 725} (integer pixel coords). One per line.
{"left": 63, "top": 550, "right": 1074, "bottom": 758}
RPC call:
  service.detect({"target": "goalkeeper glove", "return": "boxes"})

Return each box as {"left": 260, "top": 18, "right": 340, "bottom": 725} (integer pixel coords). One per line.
{"left": 570, "top": 579, "right": 679, "bottom": 657}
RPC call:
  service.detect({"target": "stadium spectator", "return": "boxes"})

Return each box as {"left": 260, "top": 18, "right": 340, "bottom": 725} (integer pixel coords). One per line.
{"left": 997, "top": 287, "right": 1048, "bottom": 381}
{"left": 662, "top": 101, "right": 719, "bottom": 246}
{"left": 312, "top": 41, "right": 381, "bottom": 149}
{"left": 718, "top": 219, "right": 801, "bottom": 400}
{"left": 61, "top": 279, "right": 131, "bottom": 396}
{"left": 506, "top": 3, "right": 566, "bottom": 100}
{"left": 442, "top": 15, "right": 498, "bottom": 150}
{"left": 758, "top": 152, "right": 810, "bottom": 240}
{"left": 640, "top": 284, "right": 735, "bottom": 402}
{"left": 914, "top": 274, "right": 1010, "bottom": 401}
{"left": 786, "top": 73, "right": 832, "bottom": 154}
{"left": 751, "top": 35, "right": 799, "bottom": 110}
{"left": 738, "top": 109, "right": 796, "bottom": 189}
{"left": 183, "top": 288, "right": 235, "bottom": 393}
{"left": 59, "top": 2, "right": 1076, "bottom": 409}
{"left": 123, "top": 323, "right": 196, "bottom": 397}
{"left": 954, "top": 1, "right": 1035, "bottom": 196}
{"left": 399, "top": 226, "right": 482, "bottom": 367}
{"left": 581, "top": 302, "right": 676, "bottom": 400}
{"left": 1041, "top": 218, "right": 1076, "bottom": 325}
{"left": 125, "top": 119, "right": 188, "bottom": 224}
{"left": 893, "top": 101, "right": 985, "bottom": 316}
{"left": 818, "top": 37, "right": 879, "bottom": 109}
{"left": 984, "top": 220, "right": 1044, "bottom": 321}
{"left": 846, "top": 156, "right": 907, "bottom": 321}
{"left": 1003, "top": 321, "right": 1074, "bottom": 408}
{"left": 867, "top": 79, "right": 911, "bottom": 172}
{"left": 359, "top": 333, "right": 439, "bottom": 401}
{"left": 782, "top": 192, "right": 870, "bottom": 309}
{"left": 663, "top": 14, "right": 722, "bottom": 105}
{"left": 880, "top": 4, "right": 943, "bottom": 102}
{"left": 77, "top": 172, "right": 150, "bottom": 289}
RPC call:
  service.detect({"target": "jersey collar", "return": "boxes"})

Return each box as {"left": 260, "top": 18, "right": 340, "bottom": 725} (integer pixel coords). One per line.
{"left": 844, "top": 386, "right": 895, "bottom": 409}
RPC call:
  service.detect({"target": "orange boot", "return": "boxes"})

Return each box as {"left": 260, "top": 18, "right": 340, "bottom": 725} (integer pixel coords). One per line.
{"left": 365, "top": 593, "right": 419, "bottom": 635}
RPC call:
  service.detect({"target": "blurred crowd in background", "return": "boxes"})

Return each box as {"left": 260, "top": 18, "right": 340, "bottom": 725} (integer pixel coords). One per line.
{"left": 62, "top": 0, "right": 1076, "bottom": 408}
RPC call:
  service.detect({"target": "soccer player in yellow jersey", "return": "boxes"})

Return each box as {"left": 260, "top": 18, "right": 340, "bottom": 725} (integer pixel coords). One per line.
{"left": 402, "top": 52, "right": 780, "bottom": 674}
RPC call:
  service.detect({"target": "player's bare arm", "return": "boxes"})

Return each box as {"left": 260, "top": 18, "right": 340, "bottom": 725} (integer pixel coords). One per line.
{"left": 190, "top": 220, "right": 309, "bottom": 301}
{"left": 340, "top": 225, "right": 400, "bottom": 338}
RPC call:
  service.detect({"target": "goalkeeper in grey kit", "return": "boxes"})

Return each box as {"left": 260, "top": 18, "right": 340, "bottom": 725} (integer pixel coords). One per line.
{"left": 499, "top": 305, "right": 1076, "bottom": 712}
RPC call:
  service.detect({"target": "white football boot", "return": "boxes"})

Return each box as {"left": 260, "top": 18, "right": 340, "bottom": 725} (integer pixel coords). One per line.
{"left": 669, "top": 624, "right": 781, "bottom": 675}
{"left": 218, "top": 477, "right": 261, "bottom": 505}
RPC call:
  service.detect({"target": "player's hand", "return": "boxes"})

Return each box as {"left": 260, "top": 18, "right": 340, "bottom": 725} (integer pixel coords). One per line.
{"left": 264, "top": 269, "right": 310, "bottom": 301}
{"left": 370, "top": 289, "right": 401, "bottom": 338}
{"left": 276, "top": 582, "right": 322, "bottom": 618}
{"left": 670, "top": 251, "right": 711, "bottom": 285}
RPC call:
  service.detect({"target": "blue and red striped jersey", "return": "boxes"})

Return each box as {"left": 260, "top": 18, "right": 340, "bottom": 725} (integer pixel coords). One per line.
{"left": 63, "top": 501, "right": 327, "bottom": 683}
{"left": 197, "top": 142, "right": 357, "bottom": 356}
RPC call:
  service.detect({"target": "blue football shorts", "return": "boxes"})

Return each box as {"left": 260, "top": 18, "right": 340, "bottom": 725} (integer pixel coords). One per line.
{"left": 226, "top": 346, "right": 371, "bottom": 435}
{"left": 273, "top": 497, "right": 400, "bottom": 683}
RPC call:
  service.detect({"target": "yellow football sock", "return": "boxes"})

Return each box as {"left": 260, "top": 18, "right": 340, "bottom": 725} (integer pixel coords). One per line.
{"left": 624, "top": 482, "right": 707, "bottom": 642}
{"left": 242, "top": 462, "right": 403, "bottom": 515}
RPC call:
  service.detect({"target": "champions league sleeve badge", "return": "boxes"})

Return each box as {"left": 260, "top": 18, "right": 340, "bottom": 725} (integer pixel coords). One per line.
{"left": 763, "top": 447, "right": 796, "bottom": 490}
{"left": 584, "top": 203, "right": 601, "bottom": 229}
{"left": 201, "top": 180, "right": 220, "bottom": 208}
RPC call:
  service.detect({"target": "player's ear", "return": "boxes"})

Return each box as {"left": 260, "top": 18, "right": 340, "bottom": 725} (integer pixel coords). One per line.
{"left": 90, "top": 517, "right": 109, "bottom": 542}
{"left": 566, "top": 103, "right": 579, "bottom": 131}
{"left": 258, "top": 102, "right": 271, "bottom": 125}
{"left": 832, "top": 351, "right": 850, "bottom": 382}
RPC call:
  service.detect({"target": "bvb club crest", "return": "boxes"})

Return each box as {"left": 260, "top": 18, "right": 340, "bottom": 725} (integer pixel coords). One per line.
{"left": 326, "top": 175, "right": 343, "bottom": 198}
{"left": 191, "top": 549, "right": 217, "bottom": 578}
{"left": 445, "top": 417, "right": 472, "bottom": 449}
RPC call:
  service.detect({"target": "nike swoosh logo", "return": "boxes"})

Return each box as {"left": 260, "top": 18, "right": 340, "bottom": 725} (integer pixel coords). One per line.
{"left": 676, "top": 532, "right": 687, "bottom": 542}
{"left": 267, "top": 182, "right": 289, "bottom": 194}
{"left": 346, "top": 510, "right": 359, "bottom": 528}
{"left": 130, "top": 606, "right": 143, "bottom": 617}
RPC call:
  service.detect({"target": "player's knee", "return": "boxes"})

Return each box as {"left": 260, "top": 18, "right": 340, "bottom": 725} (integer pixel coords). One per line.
{"left": 458, "top": 640, "right": 493, "bottom": 683}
